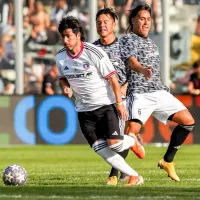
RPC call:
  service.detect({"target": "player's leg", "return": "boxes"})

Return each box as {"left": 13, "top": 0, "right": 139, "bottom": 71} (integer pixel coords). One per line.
{"left": 125, "top": 120, "right": 145, "bottom": 158}
{"left": 78, "top": 108, "right": 144, "bottom": 186}
{"left": 104, "top": 104, "right": 144, "bottom": 157}
{"left": 93, "top": 140, "right": 143, "bottom": 186}
{"left": 123, "top": 93, "right": 156, "bottom": 159}
{"left": 164, "top": 109, "right": 194, "bottom": 163}
{"left": 98, "top": 104, "right": 144, "bottom": 186}
{"left": 118, "top": 149, "right": 130, "bottom": 182}
{"left": 108, "top": 149, "right": 129, "bottom": 184}
{"left": 154, "top": 91, "right": 195, "bottom": 181}
{"left": 108, "top": 118, "right": 129, "bottom": 183}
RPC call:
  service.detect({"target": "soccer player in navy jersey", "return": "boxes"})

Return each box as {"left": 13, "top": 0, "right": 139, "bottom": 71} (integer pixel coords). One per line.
{"left": 119, "top": 4, "right": 195, "bottom": 181}
{"left": 56, "top": 16, "right": 144, "bottom": 186}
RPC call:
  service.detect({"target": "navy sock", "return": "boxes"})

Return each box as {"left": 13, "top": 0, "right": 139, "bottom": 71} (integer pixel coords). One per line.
{"left": 164, "top": 124, "right": 193, "bottom": 162}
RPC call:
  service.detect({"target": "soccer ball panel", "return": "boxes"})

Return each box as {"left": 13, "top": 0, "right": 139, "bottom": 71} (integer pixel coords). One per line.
{"left": 2, "top": 164, "right": 27, "bottom": 186}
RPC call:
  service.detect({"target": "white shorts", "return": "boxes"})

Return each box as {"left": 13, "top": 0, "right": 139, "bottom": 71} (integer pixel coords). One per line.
{"left": 126, "top": 90, "right": 186, "bottom": 124}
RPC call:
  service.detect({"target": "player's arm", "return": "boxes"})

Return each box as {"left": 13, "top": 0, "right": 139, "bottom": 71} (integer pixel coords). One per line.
{"left": 44, "top": 75, "right": 55, "bottom": 95}
{"left": 188, "top": 81, "right": 200, "bottom": 95}
{"left": 120, "top": 82, "right": 128, "bottom": 97}
{"left": 45, "top": 86, "right": 55, "bottom": 95}
{"left": 108, "top": 74, "right": 128, "bottom": 121}
{"left": 91, "top": 44, "right": 127, "bottom": 119}
{"left": 56, "top": 57, "right": 73, "bottom": 98}
{"left": 59, "top": 78, "right": 73, "bottom": 98}
{"left": 108, "top": 73, "right": 123, "bottom": 104}
{"left": 119, "top": 36, "right": 152, "bottom": 80}
{"left": 127, "top": 56, "right": 152, "bottom": 80}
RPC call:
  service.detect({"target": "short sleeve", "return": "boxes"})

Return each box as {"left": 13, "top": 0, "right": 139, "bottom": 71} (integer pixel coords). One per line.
{"left": 90, "top": 45, "right": 116, "bottom": 79}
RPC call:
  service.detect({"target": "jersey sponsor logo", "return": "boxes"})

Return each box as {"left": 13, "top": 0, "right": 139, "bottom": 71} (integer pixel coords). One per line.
{"left": 83, "top": 62, "right": 90, "bottom": 70}
{"left": 112, "top": 131, "right": 118, "bottom": 136}
{"left": 85, "top": 72, "right": 92, "bottom": 77}
{"left": 64, "top": 66, "right": 69, "bottom": 70}
{"left": 65, "top": 72, "right": 93, "bottom": 79}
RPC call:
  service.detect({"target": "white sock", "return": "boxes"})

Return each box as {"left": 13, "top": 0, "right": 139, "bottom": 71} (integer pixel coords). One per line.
{"left": 109, "top": 135, "right": 135, "bottom": 152}
{"left": 122, "top": 135, "right": 135, "bottom": 150}
{"left": 93, "top": 140, "right": 138, "bottom": 176}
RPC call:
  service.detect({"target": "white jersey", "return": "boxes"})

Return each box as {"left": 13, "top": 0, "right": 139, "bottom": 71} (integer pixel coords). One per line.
{"left": 56, "top": 42, "right": 116, "bottom": 112}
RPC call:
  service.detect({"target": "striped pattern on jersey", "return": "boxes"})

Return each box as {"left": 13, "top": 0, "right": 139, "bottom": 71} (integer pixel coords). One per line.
{"left": 84, "top": 43, "right": 104, "bottom": 60}
{"left": 56, "top": 47, "right": 66, "bottom": 55}
{"left": 93, "top": 38, "right": 127, "bottom": 86}
{"left": 119, "top": 33, "right": 169, "bottom": 95}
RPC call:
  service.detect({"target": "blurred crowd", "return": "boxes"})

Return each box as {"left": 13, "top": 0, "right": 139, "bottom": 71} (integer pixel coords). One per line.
{"left": 0, "top": 0, "right": 90, "bottom": 95}
{"left": 0, "top": 0, "right": 199, "bottom": 95}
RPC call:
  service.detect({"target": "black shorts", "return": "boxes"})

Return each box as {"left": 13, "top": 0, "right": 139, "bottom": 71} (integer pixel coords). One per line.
{"left": 78, "top": 104, "right": 123, "bottom": 147}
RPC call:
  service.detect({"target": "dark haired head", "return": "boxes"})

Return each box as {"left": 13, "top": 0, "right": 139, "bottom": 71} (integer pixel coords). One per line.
{"left": 193, "top": 60, "right": 200, "bottom": 69}
{"left": 127, "top": 4, "right": 151, "bottom": 33}
{"left": 96, "top": 7, "right": 118, "bottom": 22}
{"left": 58, "top": 16, "right": 85, "bottom": 41}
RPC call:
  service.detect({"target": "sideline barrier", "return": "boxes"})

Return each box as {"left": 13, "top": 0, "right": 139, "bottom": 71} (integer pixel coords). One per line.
{"left": 0, "top": 95, "right": 199, "bottom": 145}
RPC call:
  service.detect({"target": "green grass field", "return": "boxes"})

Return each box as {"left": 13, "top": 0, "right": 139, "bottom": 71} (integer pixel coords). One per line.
{"left": 0, "top": 145, "right": 199, "bottom": 200}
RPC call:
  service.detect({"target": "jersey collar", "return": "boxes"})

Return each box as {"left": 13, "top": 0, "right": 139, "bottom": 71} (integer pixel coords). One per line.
{"left": 66, "top": 42, "right": 84, "bottom": 59}
{"left": 98, "top": 38, "right": 118, "bottom": 46}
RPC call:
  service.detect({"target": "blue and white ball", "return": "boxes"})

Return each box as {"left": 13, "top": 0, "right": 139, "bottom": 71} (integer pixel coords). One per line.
{"left": 2, "top": 164, "right": 27, "bottom": 186}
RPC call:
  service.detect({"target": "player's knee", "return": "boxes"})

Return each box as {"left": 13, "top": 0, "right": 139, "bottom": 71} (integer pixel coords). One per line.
{"left": 187, "top": 117, "right": 195, "bottom": 125}
{"left": 181, "top": 111, "right": 195, "bottom": 125}
{"left": 126, "top": 122, "right": 141, "bottom": 135}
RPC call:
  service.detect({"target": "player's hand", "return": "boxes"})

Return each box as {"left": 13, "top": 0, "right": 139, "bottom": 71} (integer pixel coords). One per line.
{"left": 63, "top": 86, "right": 73, "bottom": 98}
{"left": 142, "top": 66, "right": 152, "bottom": 80}
{"left": 115, "top": 103, "right": 128, "bottom": 121}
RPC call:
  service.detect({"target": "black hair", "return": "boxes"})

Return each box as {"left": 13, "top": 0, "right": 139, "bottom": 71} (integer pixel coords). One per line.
{"left": 96, "top": 7, "right": 118, "bottom": 22}
{"left": 58, "top": 16, "right": 85, "bottom": 41}
{"left": 127, "top": 4, "right": 151, "bottom": 33}
{"left": 193, "top": 60, "right": 200, "bottom": 69}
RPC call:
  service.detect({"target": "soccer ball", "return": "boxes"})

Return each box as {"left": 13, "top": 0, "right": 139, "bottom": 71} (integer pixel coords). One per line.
{"left": 2, "top": 164, "right": 27, "bottom": 186}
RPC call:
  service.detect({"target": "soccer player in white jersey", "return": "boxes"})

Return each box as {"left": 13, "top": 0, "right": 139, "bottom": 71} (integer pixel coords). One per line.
{"left": 56, "top": 16, "right": 144, "bottom": 186}
{"left": 94, "top": 7, "right": 145, "bottom": 186}
{"left": 119, "top": 4, "right": 195, "bottom": 182}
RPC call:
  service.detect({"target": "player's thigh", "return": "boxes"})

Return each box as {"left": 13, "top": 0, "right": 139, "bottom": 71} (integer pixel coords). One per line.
{"left": 126, "top": 93, "right": 156, "bottom": 124}
{"left": 153, "top": 91, "right": 187, "bottom": 124}
{"left": 78, "top": 111, "right": 101, "bottom": 147}
{"left": 97, "top": 104, "right": 124, "bottom": 141}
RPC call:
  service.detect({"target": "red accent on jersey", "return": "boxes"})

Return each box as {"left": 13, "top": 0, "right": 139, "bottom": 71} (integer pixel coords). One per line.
{"left": 66, "top": 42, "right": 84, "bottom": 59}
{"left": 104, "top": 71, "right": 116, "bottom": 79}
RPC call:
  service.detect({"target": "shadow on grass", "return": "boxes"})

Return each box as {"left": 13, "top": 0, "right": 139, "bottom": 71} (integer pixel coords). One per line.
{"left": 0, "top": 186, "right": 200, "bottom": 198}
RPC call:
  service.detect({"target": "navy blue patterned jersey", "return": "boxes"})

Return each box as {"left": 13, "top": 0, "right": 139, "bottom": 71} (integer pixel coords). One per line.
{"left": 119, "top": 33, "right": 169, "bottom": 95}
